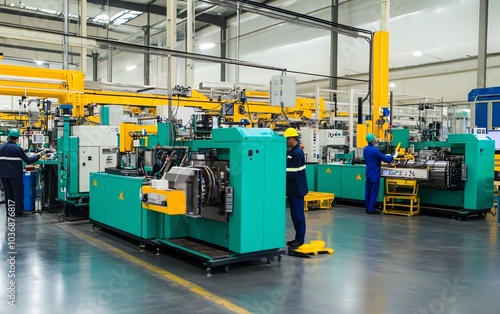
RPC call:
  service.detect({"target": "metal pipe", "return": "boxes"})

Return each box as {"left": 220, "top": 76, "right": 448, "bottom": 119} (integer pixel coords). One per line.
{"left": 389, "top": 90, "right": 393, "bottom": 127}
{"left": 107, "top": 48, "right": 112, "bottom": 82}
{"left": 80, "top": 0, "right": 87, "bottom": 74}
{"left": 380, "top": 0, "right": 390, "bottom": 31}
{"left": 96, "top": 38, "right": 287, "bottom": 73}
{"left": 63, "top": 0, "right": 69, "bottom": 69}
{"left": 235, "top": 2, "right": 241, "bottom": 84}
{"left": 334, "top": 93, "right": 338, "bottom": 118}
{"left": 165, "top": 0, "right": 177, "bottom": 121}
{"left": 367, "top": 36, "right": 373, "bottom": 122}
{"left": 186, "top": 0, "right": 194, "bottom": 87}
{"left": 92, "top": 52, "right": 98, "bottom": 81}
{"left": 220, "top": 18, "right": 227, "bottom": 81}
{"left": 168, "top": 55, "right": 173, "bottom": 121}
{"left": 330, "top": 0, "right": 339, "bottom": 91}
{"left": 144, "top": 6, "right": 150, "bottom": 85}
{"left": 477, "top": 0, "right": 488, "bottom": 88}
{"left": 315, "top": 86, "right": 320, "bottom": 129}
{"left": 202, "top": 0, "right": 372, "bottom": 38}
{"left": 357, "top": 97, "right": 363, "bottom": 125}
{"left": 349, "top": 89, "right": 355, "bottom": 151}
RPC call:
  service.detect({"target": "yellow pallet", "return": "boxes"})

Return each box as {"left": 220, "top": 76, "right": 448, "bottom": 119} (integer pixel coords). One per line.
{"left": 495, "top": 154, "right": 500, "bottom": 172}
{"left": 304, "top": 192, "right": 335, "bottom": 211}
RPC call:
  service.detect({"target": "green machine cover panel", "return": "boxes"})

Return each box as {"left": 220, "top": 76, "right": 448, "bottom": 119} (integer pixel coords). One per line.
{"left": 317, "top": 164, "right": 384, "bottom": 202}
{"left": 392, "top": 128, "right": 410, "bottom": 148}
{"left": 188, "top": 128, "right": 286, "bottom": 254}
{"left": 306, "top": 163, "right": 318, "bottom": 192}
{"left": 90, "top": 173, "right": 151, "bottom": 238}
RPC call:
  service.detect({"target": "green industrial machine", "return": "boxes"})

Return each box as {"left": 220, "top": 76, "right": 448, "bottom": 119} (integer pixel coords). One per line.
{"left": 317, "top": 128, "right": 494, "bottom": 218}
{"left": 57, "top": 114, "right": 118, "bottom": 221}
{"left": 313, "top": 163, "right": 385, "bottom": 203}
{"left": 90, "top": 126, "right": 286, "bottom": 274}
{"left": 407, "top": 133, "right": 495, "bottom": 217}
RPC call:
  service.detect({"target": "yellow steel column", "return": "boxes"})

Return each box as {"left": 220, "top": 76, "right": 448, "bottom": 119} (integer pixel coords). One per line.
{"left": 372, "top": 31, "right": 389, "bottom": 139}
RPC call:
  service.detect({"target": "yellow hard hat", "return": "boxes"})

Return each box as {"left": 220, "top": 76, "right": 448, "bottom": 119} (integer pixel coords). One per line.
{"left": 284, "top": 128, "right": 299, "bottom": 138}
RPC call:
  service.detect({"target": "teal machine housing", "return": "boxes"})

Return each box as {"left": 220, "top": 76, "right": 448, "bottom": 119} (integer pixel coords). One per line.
{"left": 57, "top": 115, "right": 119, "bottom": 220}
{"left": 308, "top": 130, "right": 494, "bottom": 218}
{"left": 57, "top": 116, "right": 90, "bottom": 219}
{"left": 384, "top": 131, "right": 494, "bottom": 215}
{"left": 90, "top": 127, "right": 286, "bottom": 272}
{"left": 314, "top": 163, "right": 385, "bottom": 203}
{"left": 411, "top": 133, "right": 494, "bottom": 216}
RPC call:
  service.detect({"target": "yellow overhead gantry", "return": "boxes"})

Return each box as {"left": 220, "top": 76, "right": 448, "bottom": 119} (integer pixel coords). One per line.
{"left": 0, "top": 64, "right": 85, "bottom": 114}
{"left": 0, "top": 63, "right": 328, "bottom": 126}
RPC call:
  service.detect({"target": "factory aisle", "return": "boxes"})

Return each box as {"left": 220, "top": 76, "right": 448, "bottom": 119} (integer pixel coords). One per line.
{"left": 1, "top": 206, "right": 499, "bottom": 314}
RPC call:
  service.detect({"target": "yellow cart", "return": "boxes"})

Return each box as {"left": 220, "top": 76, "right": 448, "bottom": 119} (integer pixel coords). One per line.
{"left": 383, "top": 178, "right": 420, "bottom": 216}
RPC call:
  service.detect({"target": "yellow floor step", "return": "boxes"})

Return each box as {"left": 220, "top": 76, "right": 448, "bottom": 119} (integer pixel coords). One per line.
{"left": 288, "top": 240, "right": 334, "bottom": 258}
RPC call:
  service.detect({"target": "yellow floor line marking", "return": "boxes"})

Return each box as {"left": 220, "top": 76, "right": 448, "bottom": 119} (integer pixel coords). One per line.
{"left": 58, "top": 223, "right": 251, "bottom": 314}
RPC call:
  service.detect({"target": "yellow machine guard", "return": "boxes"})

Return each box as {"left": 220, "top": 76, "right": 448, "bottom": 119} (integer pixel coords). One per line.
{"left": 141, "top": 186, "right": 186, "bottom": 215}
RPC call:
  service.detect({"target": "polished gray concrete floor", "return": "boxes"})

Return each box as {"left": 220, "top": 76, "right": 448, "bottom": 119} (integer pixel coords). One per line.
{"left": 1, "top": 205, "right": 499, "bottom": 314}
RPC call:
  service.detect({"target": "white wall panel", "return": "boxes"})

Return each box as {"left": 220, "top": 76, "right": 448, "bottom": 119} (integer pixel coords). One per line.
{"left": 338, "top": 0, "right": 481, "bottom": 74}
{"left": 489, "top": 0, "right": 500, "bottom": 53}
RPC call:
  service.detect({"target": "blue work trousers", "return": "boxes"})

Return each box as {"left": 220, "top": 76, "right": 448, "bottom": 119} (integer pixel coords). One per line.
{"left": 288, "top": 195, "right": 306, "bottom": 244}
{"left": 2, "top": 178, "right": 25, "bottom": 216}
{"left": 365, "top": 175, "right": 380, "bottom": 213}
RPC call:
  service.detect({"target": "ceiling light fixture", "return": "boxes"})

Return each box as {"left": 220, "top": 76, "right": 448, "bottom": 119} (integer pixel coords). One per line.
{"left": 413, "top": 50, "right": 441, "bottom": 60}
{"left": 34, "top": 60, "right": 44, "bottom": 65}
{"left": 199, "top": 43, "right": 216, "bottom": 51}
{"left": 126, "top": 65, "right": 136, "bottom": 71}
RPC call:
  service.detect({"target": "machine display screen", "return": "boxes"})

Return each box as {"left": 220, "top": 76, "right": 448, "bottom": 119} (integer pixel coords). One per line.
{"left": 487, "top": 130, "right": 500, "bottom": 150}
{"left": 32, "top": 134, "right": 45, "bottom": 144}
{"left": 223, "top": 103, "right": 234, "bottom": 116}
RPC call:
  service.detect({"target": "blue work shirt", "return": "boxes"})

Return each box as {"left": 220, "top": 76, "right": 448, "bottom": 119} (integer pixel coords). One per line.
{"left": 0, "top": 140, "right": 40, "bottom": 179}
{"left": 286, "top": 143, "right": 308, "bottom": 197}
{"left": 363, "top": 143, "right": 393, "bottom": 179}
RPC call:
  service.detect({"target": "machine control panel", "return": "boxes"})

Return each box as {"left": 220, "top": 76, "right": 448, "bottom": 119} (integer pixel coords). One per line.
{"left": 144, "top": 192, "right": 167, "bottom": 206}
{"left": 319, "top": 129, "right": 348, "bottom": 146}
{"left": 300, "top": 128, "right": 320, "bottom": 163}
{"left": 225, "top": 187, "right": 234, "bottom": 213}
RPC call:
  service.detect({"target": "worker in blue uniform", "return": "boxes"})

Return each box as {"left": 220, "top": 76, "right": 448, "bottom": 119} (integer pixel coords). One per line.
{"left": 363, "top": 133, "right": 395, "bottom": 214}
{"left": 0, "top": 128, "right": 44, "bottom": 217}
{"left": 284, "top": 128, "right": 308, "bottom": 248}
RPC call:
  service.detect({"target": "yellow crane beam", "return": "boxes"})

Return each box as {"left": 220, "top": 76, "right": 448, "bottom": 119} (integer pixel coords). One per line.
{"left": 0, "top": 63, "right": 328, "bottom": 124}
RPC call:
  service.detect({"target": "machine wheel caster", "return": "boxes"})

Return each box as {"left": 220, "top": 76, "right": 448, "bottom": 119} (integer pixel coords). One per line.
{"left": 278, "top": 255, "right": 282, "bottom": 262}
{"left": 58, "top": 214, "right": 65, "bottom": 223}
{"left": 224, "top": 265, "right": 230, "bottom": 273}
{"left": 266, "top": 257, "right": 272, "bottom": 266}
{"left": 139, "top": 243, "right": 145, "bottom": 252}
{"left": 206, "top": 268, "right": 212, "bottom": 277}
{"left": 91, "top": 224, "right": 95, "bottom": 230}
{"left": 156, "top": 248, "right": 160, "bottom": 256}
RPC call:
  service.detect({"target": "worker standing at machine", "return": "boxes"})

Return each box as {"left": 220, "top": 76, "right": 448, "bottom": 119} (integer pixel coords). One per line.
{"left": 363, "top": 133, "right": 395, "bottom": 214}
{"left": 284, "top": 128, "right": 308, "bottom": 248}
{"left": 0, "top": 128, "right": 44, "bottom": 217}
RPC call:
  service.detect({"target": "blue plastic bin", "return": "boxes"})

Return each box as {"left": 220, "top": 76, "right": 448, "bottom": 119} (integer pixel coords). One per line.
{"left": 23, "top": 172, "right": 36, "bottom": 211}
